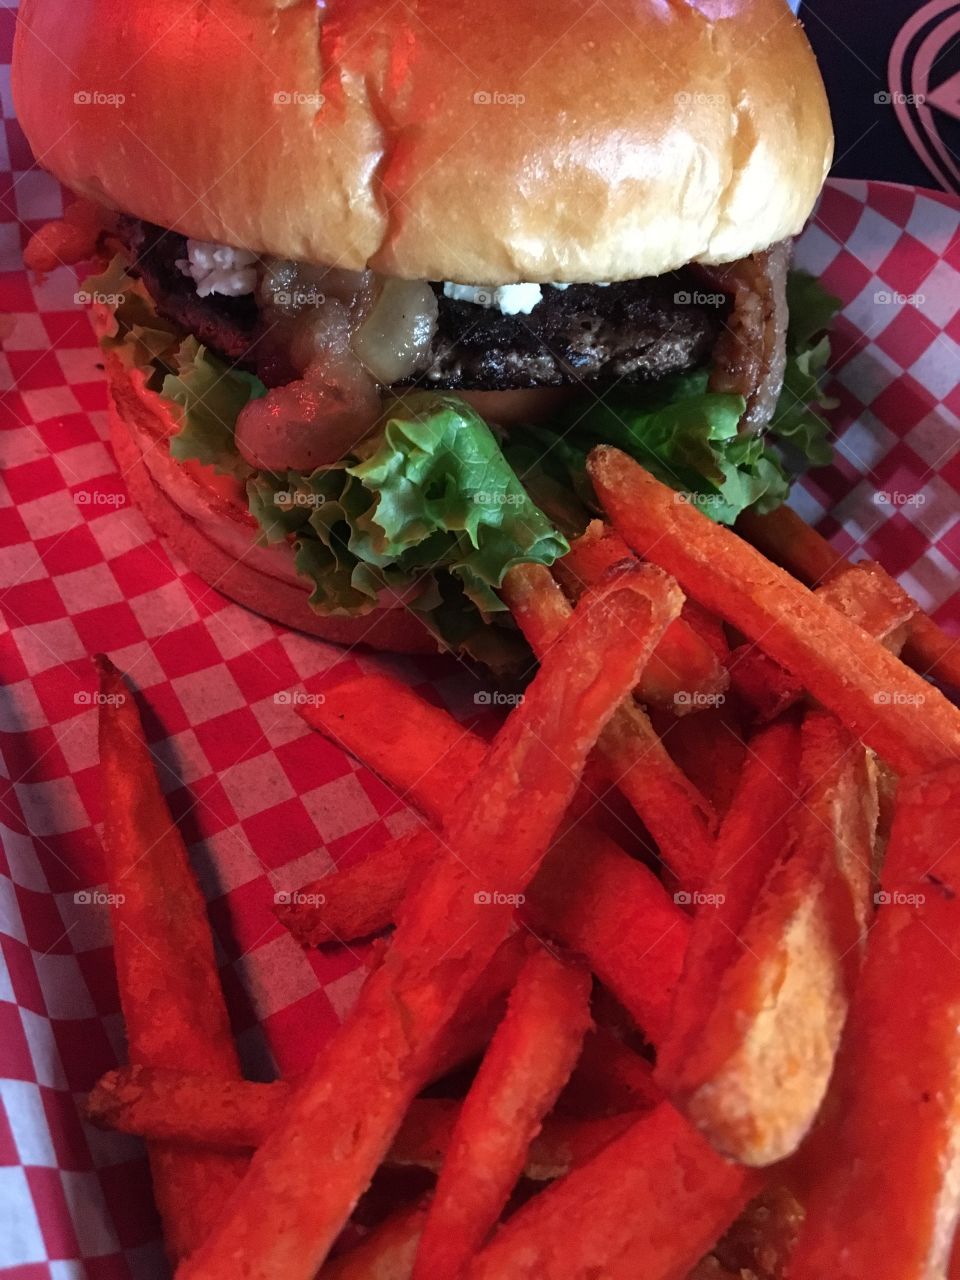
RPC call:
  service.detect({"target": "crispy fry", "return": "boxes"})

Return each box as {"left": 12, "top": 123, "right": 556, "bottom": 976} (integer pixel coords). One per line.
{"left": 284, "top": 679, "right": 691, "bottom": 1043}
{"left": 656, "top": 702, "right": 747, "bottom": 819}
{"left": 656, "top": 720, "right": 801, "bottom": 1089}
{"left": 87, "top": 1066, "right": 640, "bottom": 1182}
{"left": 466, "top": 1102, "right": 759, "bottom": 1280}
{"left": 179, "top": 566, "right": 683, "bottom": 1280}
{"left": 524, "top": 828, "right": 689, "bottom": 1046}
{"left": 737, "top": 503, "right": 960, "bottom": 689}
{"left": 555, "top": 521, "right": 729, "bottom": 711}
{"left": 298, "top": 673, "right": 486, "bottom": 820}
{"left": 95, "top": 656, "right": 246, "bottom": 1262}
{"left": 590, "top": 447, "right": 960, "bottom": 774}
{"left": 670, "top": 711, "right": 875, "bottom": 1165}
{"left": 502, "top": 561, "right": 717, "bottom": 885}
{"left": 320, "top": 1200, "right": 429, "bottom": 1280}
{"left": 413, "top": 948, "right": 592, "bottom": 1279}
{"left": 727, "top": 561, "right": 918, "bottom": 722}
{"left": 816, "top": 561, "right": 916, "bottom": 655}
{"left": 788, "top": 763, "right": 960, "bottom": 1280}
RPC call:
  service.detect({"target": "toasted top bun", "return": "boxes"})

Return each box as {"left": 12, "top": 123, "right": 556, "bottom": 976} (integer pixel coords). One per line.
{"left": 14, "top": 0, "right": 831, "bottom": 283}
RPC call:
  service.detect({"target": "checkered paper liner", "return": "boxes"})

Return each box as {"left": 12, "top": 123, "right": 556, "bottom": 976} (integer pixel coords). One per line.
{"left": 2, "top": 48, "right": 960, "bottom": 1280}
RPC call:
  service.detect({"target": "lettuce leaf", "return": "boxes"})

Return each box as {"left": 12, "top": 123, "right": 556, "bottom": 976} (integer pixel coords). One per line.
{"left": 163, "top": 338, "right": 264, "bottom": 479}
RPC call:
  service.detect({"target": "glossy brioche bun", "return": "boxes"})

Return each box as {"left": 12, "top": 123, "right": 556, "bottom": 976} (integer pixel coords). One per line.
{"left": 105, "top": 354, "right": 436, "bottom": 655}
{"left": 14, "top": 0, "right": 831, "bottom": 284}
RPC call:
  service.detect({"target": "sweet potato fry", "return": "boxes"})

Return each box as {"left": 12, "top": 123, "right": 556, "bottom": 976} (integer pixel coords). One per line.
{"left": 737, "top": 503, "right": 960, "bottom": 689}
{"left": 298, "top": 673, "right": 486, "bottom": 821}
{"left": 816, "top": 561, "right": 916, "bottom": 655}
{"left": 178, "top": 566, "right": 683, "bottom": 1280}
{"left": 656, "top": 719, "right": 801, "bottom": 1089}
{"left": 524, "top": 828, "right": 689, "bottom": 1046}
{"left": 589, "top": 447, "right": 960, "bottom": 774}
{"left": 96, "top": 656, "right": 245, "bottom": 1262}
{"left": 466, "top": 1102, "right": 759, "bottom": 1280}
{"left": 727, "top": 561, "right": 918, "bottom": 722}
{"left": 787, "top": 763, "right": 960, "bottom": 1280}
{"left": 284, "top": 680, "right": 691, "bottom": 1043}
{"left": 87, "top": 1066, "right": 641, "bottom": 1182}
{"left": 670, "top": 711, "right": 876, "bottom": 1165}
{"left": 555, "top": 520, "right": 729, "bottom": 711}
{"left": 502, "top": 561, "right": 717, "bottom": 885}
{"left": 412, "top": 947, "right": 592, "bottom": 1279}
{"left": 320, "top": 1200, "right": 429, "bottom": 1280}
{"left": 656, "top": 702, "right": 747, "bottom": 819}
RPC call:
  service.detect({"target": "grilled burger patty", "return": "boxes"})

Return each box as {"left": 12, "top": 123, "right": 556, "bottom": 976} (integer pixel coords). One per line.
{"left": 117, "top": 217, "right": 725, "bottom": 392}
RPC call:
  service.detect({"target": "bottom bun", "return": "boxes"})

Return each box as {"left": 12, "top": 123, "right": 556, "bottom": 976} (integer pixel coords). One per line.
{"left": 106, "top": 360, "right": 437, "bottom": 655}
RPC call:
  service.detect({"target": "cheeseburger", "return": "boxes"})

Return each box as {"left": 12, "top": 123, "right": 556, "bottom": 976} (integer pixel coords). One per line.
{"left": 13, "top": 0, "right": 835, "bottom": 665}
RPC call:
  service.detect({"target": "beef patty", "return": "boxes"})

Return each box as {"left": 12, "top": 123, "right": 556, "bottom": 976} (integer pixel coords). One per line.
{"left": 117, "top": 218, "right": 724, "bottom": 391}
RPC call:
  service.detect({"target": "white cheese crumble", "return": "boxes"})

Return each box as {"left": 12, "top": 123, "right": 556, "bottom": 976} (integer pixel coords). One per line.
{"left": 176, "top": 239, "right": 258, "bottom": 298}
{"left": 443, "top": 281, "right": 544, "bottom": 315}
{"left": 442, "top": 280, "right": 612, "bottom": 313}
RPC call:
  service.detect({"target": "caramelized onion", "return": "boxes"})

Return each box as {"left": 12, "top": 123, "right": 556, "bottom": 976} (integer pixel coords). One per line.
{"left": 352, "top": 278, "right": 438, "bottom": 384}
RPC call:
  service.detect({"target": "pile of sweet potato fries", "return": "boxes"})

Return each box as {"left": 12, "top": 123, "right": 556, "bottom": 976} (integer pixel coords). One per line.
{"left": 88, "top": 447, "right": 960, "bottom": 1280}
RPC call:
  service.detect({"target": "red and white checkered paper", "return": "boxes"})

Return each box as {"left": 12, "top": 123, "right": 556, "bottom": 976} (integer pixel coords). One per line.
{"left": 1, "top": 17, "right": 960, "bottom": 1274}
